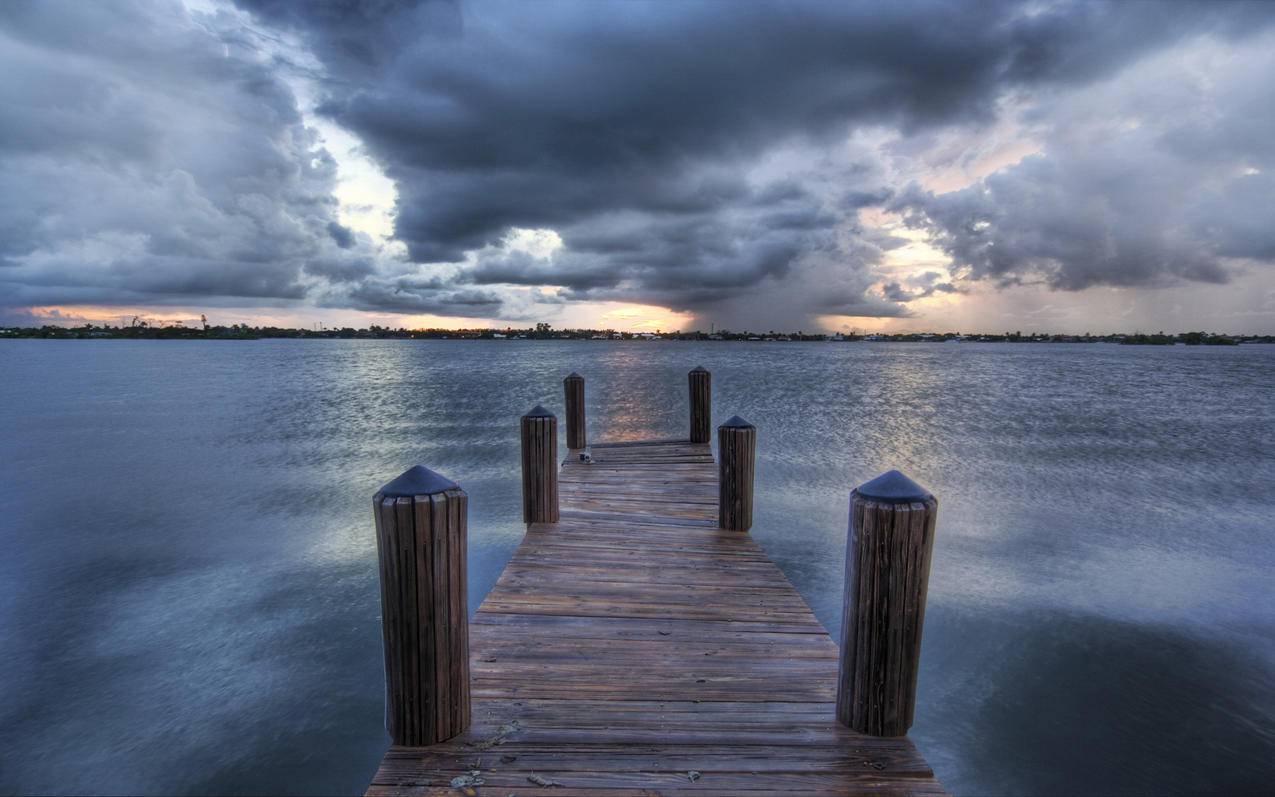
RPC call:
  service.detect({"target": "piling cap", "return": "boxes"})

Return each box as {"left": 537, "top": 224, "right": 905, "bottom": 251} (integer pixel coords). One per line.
{"left": 719, "top": 414, "right": 754, "bottom": 429}
{"left": 855, "top": 469, "right": 932, "bottom": 503}
{"left": 565, "top": 371, "right": 583, "bottom": 380}
{"left": 690, "top": 365, "right": 709, "bottom": 373}
{"left": 378, "top": 465, "right": 459, "bottom": 498}
{"left": 524, "top": 404, "right": 555, "bottom": 418}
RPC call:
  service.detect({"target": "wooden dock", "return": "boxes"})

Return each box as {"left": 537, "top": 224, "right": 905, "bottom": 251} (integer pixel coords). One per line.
{"left": 367, "top": 433, "right": 945, "bottom": 795}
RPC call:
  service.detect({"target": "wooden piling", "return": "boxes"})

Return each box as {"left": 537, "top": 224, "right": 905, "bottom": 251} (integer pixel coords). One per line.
{"left": 368, "top": 432, "right": 947, "bottom": 794}
{"left": 836, "top": 470, "right": 938, "bottom": 737}
{"left": 372, "top": 465, "right": 471, "bottom": 746}
{"left": 717, "top": 415, "right": 756, "bottom": 531}
{"left": 689, "top": 366, "right": 711, "bottom": 444}
{"left": 564, "top": 372, "right": 586, "bottom": 450}
{"left": 520, "top": 405, "right": 559, "bottom": 523}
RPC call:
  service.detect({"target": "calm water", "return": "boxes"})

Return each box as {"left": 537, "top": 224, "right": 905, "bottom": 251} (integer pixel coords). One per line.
{"left": 1, "top": 340, "right": 1272, "bottom": 796}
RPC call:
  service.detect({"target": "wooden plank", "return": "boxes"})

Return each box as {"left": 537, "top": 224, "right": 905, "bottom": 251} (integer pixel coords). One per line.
{"left": 589, "top": 437, "right": 692, "bottom": 448}
{"left": 369, "top": 438, "right": 944, "bottom": 796}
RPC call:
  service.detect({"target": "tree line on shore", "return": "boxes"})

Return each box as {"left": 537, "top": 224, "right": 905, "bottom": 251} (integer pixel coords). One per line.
{"left": 2, "top": 323, "right": 1268, "bottom": 344}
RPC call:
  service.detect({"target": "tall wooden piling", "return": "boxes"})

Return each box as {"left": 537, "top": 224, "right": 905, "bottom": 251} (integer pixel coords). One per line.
{"left": 564, "top": 372, "right": 586, "bottom": 450}
{"left": 521, "top": 405, "right": 559, "bottom": 523}
{"left": 689, "top": 366, "right": 711, "bottom": 444}
{"left": 718, "top": 415, "right": 756, "bottom": 531}
{"left": 836, "top": 470, "right": 938, "bottom": 737}
{"left": 372, "top": 465, "right": 471, "bottom": 746}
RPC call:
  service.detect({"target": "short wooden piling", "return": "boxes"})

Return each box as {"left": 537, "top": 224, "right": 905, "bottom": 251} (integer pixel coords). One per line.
{"left": 564, "top": 372, "right": 586, "bottom": 450}
{"left": 718, "top": 415, "right": 756, "bottom": 531}
{"left": 521, "top": 405, "right": 559, "bottom": 523}
{"left": 372, "top": 465, "right": 471, "bottom": 746}
{"left": 836, "top": 470, "right": 938, "bottom": 737}
{"left": 689, "top": 366, "right": 711, "bottom": 444}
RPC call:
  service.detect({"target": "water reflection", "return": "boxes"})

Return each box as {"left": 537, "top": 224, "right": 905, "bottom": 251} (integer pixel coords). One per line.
{"left": 590, "top": 345, "right": 687, "bottom": 441}
{"left": 0, "top": 340, "right": 1272, "bottom": 795}
{"left": 920, "top": 605, "right": 1275, "bottom": 796}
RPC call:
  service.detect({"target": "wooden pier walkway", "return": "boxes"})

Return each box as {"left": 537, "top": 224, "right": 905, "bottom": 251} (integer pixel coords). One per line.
{"left": 367, "top": 436, "right": 945, "bottom": 796}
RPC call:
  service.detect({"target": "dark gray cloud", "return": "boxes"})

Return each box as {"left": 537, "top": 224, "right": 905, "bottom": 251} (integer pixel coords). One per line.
{"left": 0, "top": 0, "right": 496, "bottom": 318}
{"left": 3, "top": 0, "right": 1275, "bottom": 325}
{"left": 301, "top": 0, "right": 1025, "bottom": 273}
{"left": 0, "top": 1, "right": 354, "bottom": 306}
{"left": 326, "top": 222, "right": 356, "bottom": 250}
{"left": 881, "top": 271, "right": 960, "bottom": 303}
{"left": 238, "top": 0, "right": 1275, "bottom": 321}
{"left": 337, "top": 278, "right": 503, "bottom": 316}
{"left": 894, "top": 32, "right": 1275, "bottom": 292}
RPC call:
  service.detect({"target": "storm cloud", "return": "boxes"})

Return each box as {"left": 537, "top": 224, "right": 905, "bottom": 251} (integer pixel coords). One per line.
{"left": 244, "top": 0, "right": 1275, "bottom": 321}
{"left": 0, "top": 0, "right": 496, "bottom": 318}
{"left": 894, "top": 30, "right": 1275, "bottom": 292}
{"left": 3, "top": 0, "right": 1275, "bottom": 327}
{"left": 1, "top": 2, "right": 333, "bottom": 304}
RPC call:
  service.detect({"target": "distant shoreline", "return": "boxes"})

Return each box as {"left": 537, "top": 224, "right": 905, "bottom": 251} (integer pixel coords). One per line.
{"left": 2, "top": 326, "right": 1270, "bottom": 345}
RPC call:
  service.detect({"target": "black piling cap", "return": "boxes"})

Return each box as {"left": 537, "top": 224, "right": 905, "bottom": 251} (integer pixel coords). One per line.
{"left": 565, "top": 371, "right": 583, "bottom": 380}
{"left": 855, "top": 470, "right": 932, "bottom": 504}
{"left": 719, "top": 414, "right": 754, "bottom": 429}
{"left": 379, "top": 465, "right": 459, "bottom": 498}
{"left": 524, "top": 404, "right": 555, "bottom": 418}
{"left": 690, "top": 365, "right": 709, "bottom": 373}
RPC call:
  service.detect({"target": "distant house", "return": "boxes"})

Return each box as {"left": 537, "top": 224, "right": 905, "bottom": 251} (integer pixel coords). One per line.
{"left": 492, "top": 333, "right": 506, "bottom": 339}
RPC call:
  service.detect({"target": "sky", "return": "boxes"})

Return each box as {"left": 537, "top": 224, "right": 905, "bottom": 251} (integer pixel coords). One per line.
{"left": 2, "top": 0, "right": 1275, "bottom": 334}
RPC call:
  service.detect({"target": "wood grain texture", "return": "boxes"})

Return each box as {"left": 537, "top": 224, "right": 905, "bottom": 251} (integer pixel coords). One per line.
{"left": 564, "top": 373, "right": 586, "bottom": 451}
{"left": 373, "top": 488, "right": 471, "bottom": 746}
{"left": 369, "top": 438, "right": 943, "bottom": 795}
{"left": 835, "top": 492, "right": 938, "bottom": 737}
{"left": 718, "top": 422, "right": 756, "bottom": 532}
{"left": 521, "top": 411, "right": 560, "bottom": 523}
{"left": 688, "top": 368, "right": 712, "bottom": 444}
